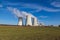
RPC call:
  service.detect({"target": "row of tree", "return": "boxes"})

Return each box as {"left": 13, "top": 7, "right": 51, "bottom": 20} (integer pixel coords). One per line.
{"left": 47, "top": 25, "right": 60, "bottom": 27}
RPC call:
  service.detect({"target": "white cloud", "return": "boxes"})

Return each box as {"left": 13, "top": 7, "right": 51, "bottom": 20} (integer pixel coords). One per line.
{"left": 19, "top": 2, "right": 60, "bottom": 12}
{"left": 43, "top": 7, "right": 60, "bottom": 12}
{"left": 51, "top": 1, "right": 60, "bottom": 7}
{"left": 39, "top": 16, "right": 48, "bottom": 18}
{"left": 6, "top": 2, "right": 60, "bottom": 12}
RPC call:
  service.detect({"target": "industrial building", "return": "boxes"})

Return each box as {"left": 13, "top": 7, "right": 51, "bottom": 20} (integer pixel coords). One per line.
{"left": 18, "top": 14, "right": 39, "bottom": 26}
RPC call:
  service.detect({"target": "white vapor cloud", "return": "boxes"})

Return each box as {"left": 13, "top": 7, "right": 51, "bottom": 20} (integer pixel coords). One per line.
{"left": 39, "top": 16, "right": 48, "bottom": 18}
{"left": 51, "top": 1, "right": 60, "bottom": 7}
{"left": 21, "top": 11, "right": 36, "bottom": 18}
{"left": 7, "top": 7, "right": 36, "bottom": 18}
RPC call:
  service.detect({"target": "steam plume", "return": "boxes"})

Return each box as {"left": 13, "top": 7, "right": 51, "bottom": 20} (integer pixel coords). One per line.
{"left": 7, "top": 7, "right": 36, "bottom": 18}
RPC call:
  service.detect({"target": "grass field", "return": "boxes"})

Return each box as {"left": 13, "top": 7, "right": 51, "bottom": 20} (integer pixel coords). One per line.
{"left": 0, "top": 25, "right": 60, "bottom": 40}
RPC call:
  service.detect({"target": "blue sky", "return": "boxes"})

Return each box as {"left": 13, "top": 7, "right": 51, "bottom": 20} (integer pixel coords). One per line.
{"left": 0, "top": 0, "right": 60, "bottom": 26}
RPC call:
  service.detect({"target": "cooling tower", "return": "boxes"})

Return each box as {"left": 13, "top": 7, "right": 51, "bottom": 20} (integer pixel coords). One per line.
{"left": 26, "top": 14, "right": 32, "bottom": 26}
{"left": 18, "top": 17, "right": 23, "bottom": 26}
{"left": 33, "top": 18, "right": 38, "bottom": 26}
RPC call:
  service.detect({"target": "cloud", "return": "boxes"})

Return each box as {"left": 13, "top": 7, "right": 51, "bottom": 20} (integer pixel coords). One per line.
{"left": 2, "top": 1, "right": 20, "bottom": 6}
{"left": 4, "top": 2, "right": 60, "bottom": 12}
{"left": 34, "top": 7, "right": 60, "bottom": 12}
{"left": 51, "top": 1, "right": 60, "bottom": 7}
{"left": 7, "top": 7, "right": 36, "bottom": 18}
{"left": 39, "top": 16, "right": 48, "bottom": 18}
{"left": 19, "top": 2, "right": 60, "bottom": 12}
{"left": 43, "top": 7, "right": 60, "bottom": 12}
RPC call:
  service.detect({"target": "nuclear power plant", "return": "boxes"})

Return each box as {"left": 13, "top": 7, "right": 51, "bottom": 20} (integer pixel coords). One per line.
{"left": 33, "top": 18, "right": 38, "bottom": 26}
{"left": 18, "top": 14, "right": 39, "bottom": 26}
{"left": 18, "top": 17, "right": 23, "bottom": 26}
{"left": 26, "top": 14, "right": 32, "bottom": 26}
{"left": 7, "top": 7, "right": 44, "bottom": 26}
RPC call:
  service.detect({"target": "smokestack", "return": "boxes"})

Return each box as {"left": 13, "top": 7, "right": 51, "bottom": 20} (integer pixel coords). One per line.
{"left": 26, "top": 14, "right": 32, "bottom": 26}
{"left": 18, "top": 17, "right": 23, "bottom": 26}
{"left": 33, "top": 18, "right": 38, "bottom": 26}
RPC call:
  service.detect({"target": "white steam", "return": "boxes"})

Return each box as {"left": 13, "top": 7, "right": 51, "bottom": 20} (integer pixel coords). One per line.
{"left": 7, "top": 7, "right": 36, "bottom": 18}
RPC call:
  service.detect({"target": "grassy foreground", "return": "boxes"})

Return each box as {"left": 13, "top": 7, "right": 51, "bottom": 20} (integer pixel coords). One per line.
{"left": 0, "top": 25, "right": 60, "bottom": 40}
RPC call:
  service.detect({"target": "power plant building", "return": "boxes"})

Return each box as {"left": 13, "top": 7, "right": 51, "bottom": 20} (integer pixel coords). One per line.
{"left": 26, "top": 14, "right": 32, "bottom": 26}
{"left": 18, "top": 14, "right": 39, "bottom": 26}
{"left": 33, "top": 18, "right": 38, "bottom": 26}
{"left": 18, "top": 17, "right": 23, "bottom": 26}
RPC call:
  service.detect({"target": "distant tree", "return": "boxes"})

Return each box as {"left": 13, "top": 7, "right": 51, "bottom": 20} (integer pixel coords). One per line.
{"left": 59, "top": 25, "right": 60, "bottom": 27}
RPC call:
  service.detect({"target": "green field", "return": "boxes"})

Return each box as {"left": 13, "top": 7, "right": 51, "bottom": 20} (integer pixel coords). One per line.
{"left": 0, "top": 25, "right": 60, "bottom": 40}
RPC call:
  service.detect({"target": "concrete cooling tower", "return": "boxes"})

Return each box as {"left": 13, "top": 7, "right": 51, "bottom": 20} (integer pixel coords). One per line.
{"left": 18, "top": 17, "right": 23, "bottom": 26}
{"left": 26, "top": 14, "right": 32, "bottom": 26}
{"left": 33, "top": 18, "right": 38, "bottom": 26}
